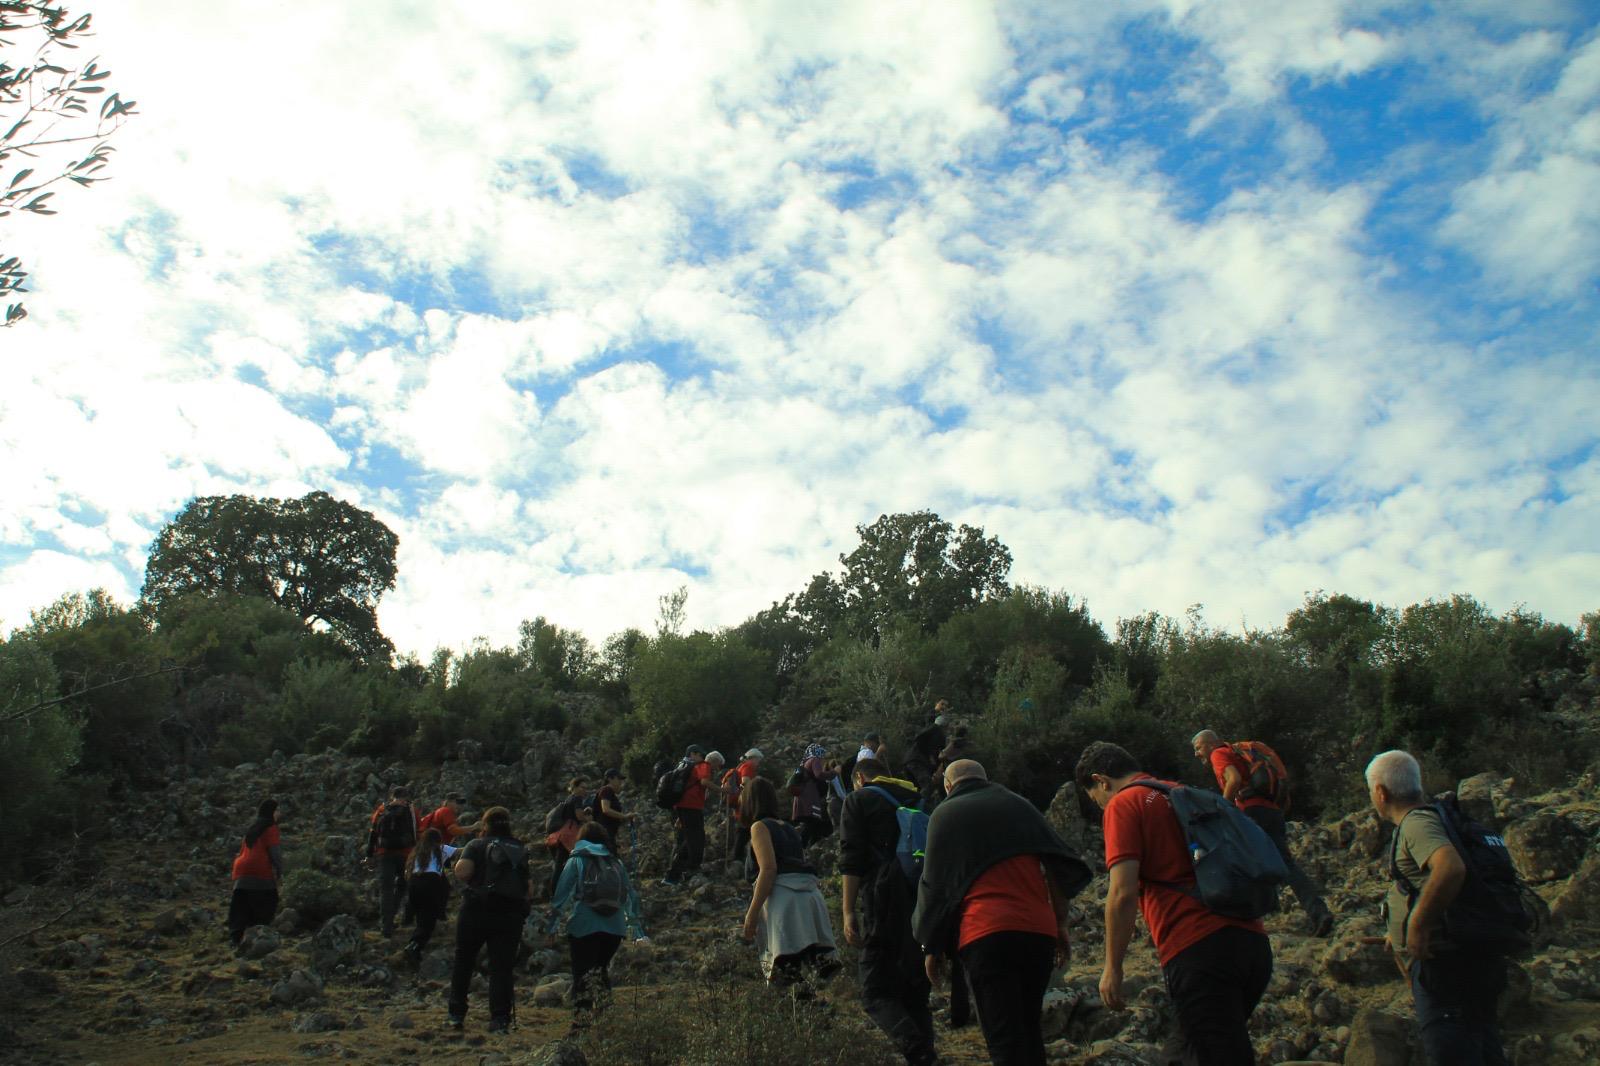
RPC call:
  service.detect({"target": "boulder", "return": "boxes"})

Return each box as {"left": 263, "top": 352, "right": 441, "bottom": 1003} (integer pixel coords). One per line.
{"left": 1455, "top": 773, "right": 1505, "bottom": 830}
{"left": 1045, "top": 781, "right": 1091, "bottom": 852}
{"left": 1343, "top": 1008, "right": 1414, "bottom": 1066}
{"left": 270, "top": 968, "right": 324, "bottom": 1007}
{"left": 1550, "top": 849, "right": 1600, "bottom": 926}
{"left": 238, "top": 926, "right": 282, "bottom": 960}
{"left": 290, "top": 1011, "right": 343, "bottom": 1033}
{"left": 1322, "top": 937, "right": 1397, "bottom": 986}
{"left": 311, "top": 914, "right": 362, "bottom": 971}
{"left": 533, "top": 975, "right": 572, "bottom": 1007}
{"left": 273, "top": 907, "right": 302, "bottom": 934}
{"left": 1550, "top": 1027, "right": 1600, "bottom": 1061}
{"left": 527, "top": 1038, "right": 590, "bottom": 1066}
{"left": 1505, "top": 810, "right": 1588, "bottom": 883}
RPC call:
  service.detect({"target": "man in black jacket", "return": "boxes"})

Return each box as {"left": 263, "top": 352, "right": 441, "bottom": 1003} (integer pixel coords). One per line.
{"left": 913, "top": 760, "right": 1092, "bottom": 1066}
{"left": 839, "top": 758, "right": 937, "bottom": 1066}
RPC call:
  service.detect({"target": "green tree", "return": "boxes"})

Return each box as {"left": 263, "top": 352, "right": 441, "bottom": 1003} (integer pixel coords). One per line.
{"left": 517, "top": 615, "right": 595, "bottom": 690}
{"left": 833, "top": 511, "right": 1012, "bottom": 638}
{"left": 630, "top": 630, "right": 773, "bottom": 758}
{"left": 0, "top": 630, "right": 80, "bottom": 836}
{"left": 22, "top": 588, "right": 172, "bottom": 780}
{"left": 1, "top": 2, "right": 136, "bottom": 326}
{"left": 141, "top": 491, "right": 399, "bottom": 662}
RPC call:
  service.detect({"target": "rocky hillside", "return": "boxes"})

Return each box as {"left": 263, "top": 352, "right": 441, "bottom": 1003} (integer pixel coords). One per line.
{"left": 2, "top": 735, "right": 1597, "bottom": 1065}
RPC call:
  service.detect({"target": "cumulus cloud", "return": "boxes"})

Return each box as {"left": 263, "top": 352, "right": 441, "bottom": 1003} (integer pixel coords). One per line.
{"left": 3, "top": 0, "right": 1596, "bottom": 653}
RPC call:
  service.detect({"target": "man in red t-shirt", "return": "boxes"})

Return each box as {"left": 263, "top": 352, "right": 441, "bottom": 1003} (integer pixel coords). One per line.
{"left": 1192, "top": 729, "right": 1333, "bottom": 936}
{"left": 421, "top": 793, "right": 475, "bottom": 845}
{"left": 663, "top": 745, "right": 718, "bottom": 885}
{"left": 1078, "top": 741, "right": 1272, "bottom": 1066}
{"left": 722, "top": 748, "right": 763, "bottom": 861}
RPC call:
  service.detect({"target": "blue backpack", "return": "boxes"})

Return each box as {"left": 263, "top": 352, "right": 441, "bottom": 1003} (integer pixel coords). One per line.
{"left": 862, "top": 786, "right": 929, "bottom": 885}
{"left": 1129, "top": 781, "right": 1288, "bottom": 920}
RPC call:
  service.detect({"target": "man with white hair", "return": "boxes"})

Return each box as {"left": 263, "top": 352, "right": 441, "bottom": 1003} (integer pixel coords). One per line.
{"left": 1366, "top": 749, "right": 1507, "bottom": 1066}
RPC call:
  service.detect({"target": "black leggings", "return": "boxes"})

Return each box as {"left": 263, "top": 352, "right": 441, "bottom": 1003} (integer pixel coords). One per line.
{"left": 569, "top": 932, "right": 622, "bottom": 1010}
{"left": 406, "top": 872, "right": 450, "bottom": 952}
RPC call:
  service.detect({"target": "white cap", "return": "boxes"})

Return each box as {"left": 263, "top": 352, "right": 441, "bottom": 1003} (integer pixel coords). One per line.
{"left": 743, "top": 748, "right": 763, "bottom": 760}
{"left": 705, "top": 750, "right": 725, "bottom": 765}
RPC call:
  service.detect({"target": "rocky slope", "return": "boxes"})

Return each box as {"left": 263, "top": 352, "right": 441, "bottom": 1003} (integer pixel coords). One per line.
{"left": 1, "top": 736, "right": 1597, "bottom": 1065}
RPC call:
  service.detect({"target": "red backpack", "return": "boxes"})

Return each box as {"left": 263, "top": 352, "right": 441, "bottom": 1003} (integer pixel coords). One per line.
{"left": 1229, "top": 741, "right": 1290, "bottom": 809}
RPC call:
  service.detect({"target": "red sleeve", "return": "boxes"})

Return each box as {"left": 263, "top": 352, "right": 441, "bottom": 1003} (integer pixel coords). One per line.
{"left": 1208, "top": 748, "right": 1234, "bottom": 791}
{"left": 1103, "top": 788, "right": 1145, "bottom": 869}
{"left": 265, "top": 825, "right": 280, "bottom": 848}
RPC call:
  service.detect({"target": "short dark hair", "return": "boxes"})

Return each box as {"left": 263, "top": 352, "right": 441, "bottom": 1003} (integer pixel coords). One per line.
{"left": 577, "top": 822, "right": 610, "bottom": 846}
{"left": 853, "top": 757, "right": 887, "bottom": 781}
{"left": 863, "top": 732, "right": 881, "bottom": 743}
{"left": 1074, "top": 742, "right": 1140, "bottom": 793}
{"left": 391, "top": 784, "right": 410, "bottom": 800}
{"left": 445, "top": 792, "right": 465, "bottom": 804}
{"left": 481, "top": 805, "right": 513, "bottom": 837}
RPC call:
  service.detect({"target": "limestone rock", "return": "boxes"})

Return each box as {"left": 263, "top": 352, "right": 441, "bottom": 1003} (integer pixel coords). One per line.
{"left": 238, "top": 926, "right": 281, "bottom": 960}
{"left": 270, "top": 968, "right": 324, "bottom": 1007}
{"left": 290, "top": 1011, "right": 343, "bottom": 1033}
{"left": 1550, "top": 849, "right": 1600, "bottom": 926}
{"left": 1045, "top": 781, "right": 1091, "bottom": 852}
{"left": 273, "top": 907, "right": 302, "bottom": 934}
{"left": 533, "top": 975, "right": 572, "bottom": 1007}
{"left": 1505, "top": 810, "right": 1587, "bottom": 883}
{"left": 527, "top": 1038, "right": 590, "bottom": 1066}
{"left": 1321, "top": 937, "right": 1396, "bottom": 986}
{"left": 1343, "top": 1008, "right": 1414, "bottom": 1066}
{"left": 311, "top": 914, "right": 362, "bottom": 971}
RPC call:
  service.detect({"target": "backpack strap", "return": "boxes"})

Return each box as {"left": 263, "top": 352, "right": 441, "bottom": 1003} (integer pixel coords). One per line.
{"left": 1119, "top": 780, "right": 1198, "bottom": 896}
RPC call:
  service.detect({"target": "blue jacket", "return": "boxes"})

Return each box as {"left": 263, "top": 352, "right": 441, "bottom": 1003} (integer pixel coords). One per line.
{"left": 546, "top": 840, "right": 645, "bottom": 939}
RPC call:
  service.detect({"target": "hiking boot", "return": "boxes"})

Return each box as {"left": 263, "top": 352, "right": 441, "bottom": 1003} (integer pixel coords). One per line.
{"left": 487, "top": 1017, "right": 510, "bottom": 1034}
{"left": 1309, "top": 909, "right": 1335, "bottom": 938}
{"left": 443, "top": 1014, "right": 464, "bottom": 1032}
{"left": 403, "top": 941, "right": 422, "bottom": 964}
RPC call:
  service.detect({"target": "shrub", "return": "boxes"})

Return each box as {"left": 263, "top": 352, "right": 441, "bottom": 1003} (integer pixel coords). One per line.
{"left": 281, "top": 868, "right": 365, "bottom": 924}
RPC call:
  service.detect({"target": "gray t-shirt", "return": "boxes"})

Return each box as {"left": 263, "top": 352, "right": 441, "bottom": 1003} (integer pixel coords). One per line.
{"left": 1385, "top": 807, "right": 1456, "bottom": 958}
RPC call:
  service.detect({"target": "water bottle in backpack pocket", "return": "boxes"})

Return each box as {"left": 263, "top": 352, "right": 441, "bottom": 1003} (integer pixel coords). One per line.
{"left": 1131, "top": 781, "right": 1288, "bottom": 920}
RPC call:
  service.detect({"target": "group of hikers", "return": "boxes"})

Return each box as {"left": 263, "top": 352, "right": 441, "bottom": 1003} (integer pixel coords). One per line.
{"left": 225, "top": 704, "right": 1530, "bottom": 1066}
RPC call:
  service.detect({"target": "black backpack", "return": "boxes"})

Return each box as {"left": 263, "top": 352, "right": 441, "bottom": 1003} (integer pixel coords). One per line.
{"left": 578, "top": 852, "right": 627, "bottom": 916}
{"left": 543, "top": 801, "right": 567, "bottom": 835}
{"left": 375, "top": 802, "right": 416, "bottom": 850}
{"left": 1130, "top": 781, "right": 1288, "bottom": 920}
{"left": 1390, "top": 794, "right": 1539, "bottom": 956}
{"left": 655, "top": 759, "right": 695, "bottom": 809}
{"left": 478, "top": 838, "right": 530, "bottom": 902}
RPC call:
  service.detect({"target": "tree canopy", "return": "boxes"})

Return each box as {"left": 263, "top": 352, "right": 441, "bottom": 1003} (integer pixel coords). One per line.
{"left": 141, "top": 492, "right": 399, "bottom": 662}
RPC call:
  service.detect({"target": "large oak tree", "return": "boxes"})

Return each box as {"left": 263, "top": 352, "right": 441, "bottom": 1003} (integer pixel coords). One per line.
{"left": 141, "top": 491, "right": 398, "bottom": 662}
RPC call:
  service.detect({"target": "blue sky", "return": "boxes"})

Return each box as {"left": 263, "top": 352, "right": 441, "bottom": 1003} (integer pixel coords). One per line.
{"left": 2, "top": 0, "right": 1597, "bottom": 654}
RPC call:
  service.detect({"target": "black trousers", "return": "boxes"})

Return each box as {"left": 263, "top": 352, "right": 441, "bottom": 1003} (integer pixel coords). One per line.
{"left": 667, "top": 808, "right": 705, "bottom": 879}
{"left": 548, "top": 843, "right": 571, "bottom": 898}
{"left": 406, "top": 872, "right": 450, "bottom": 953}
{"left": 1410, "top": 952, "right": 1509, "bottom": 1066}
{"left": 227, "top": 885, "right": 277, "bottom": 944}
{"left": 959, "top": 930, "right": 1055, "bottom": 1066}
{"left": 448, "top": 899, "right": 524, "bottom": 1023}
{"left": 569, "top": 932, "right": 622, "bottom": 1010}
{"left": 859, "top": 921, "right": 936, "bottom": 1065}
{"left": 375, "top": 853, "right": 407, "bottom": 933}
{"left": 1161, "top": 925, "right": 1273, "bottom": 1066}
{"left": 1242, "top": 806, "right": 1330, "bottom": 920}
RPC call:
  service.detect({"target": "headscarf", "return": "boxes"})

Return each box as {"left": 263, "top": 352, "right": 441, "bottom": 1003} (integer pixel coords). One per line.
{"left": 803, "top": 742, "right": 827, "bottom": 762}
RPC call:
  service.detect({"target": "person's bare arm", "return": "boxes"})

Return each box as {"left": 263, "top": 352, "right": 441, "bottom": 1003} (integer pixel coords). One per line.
{"left": 741, "top": 822, "right": 777, "bottom": 941}
{"left": 1100, "top": 860, "right": 1139, "bottom": 1009}
{"left": 1406, "top": 844, "right": 1467, "bottom": 963}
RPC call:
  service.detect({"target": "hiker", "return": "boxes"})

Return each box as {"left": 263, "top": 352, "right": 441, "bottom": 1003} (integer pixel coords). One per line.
{"left": 913, "top": 760, "right": 1090, "bottom": 1066}
{"left": 593, "top": 769, "right": 635, "bottom": 852}
{"left": 1077, "top": 741, "right": 1273, "bottom": 1066}
{"left": 367, "top": 784, "right": 419, "bottom": 937}
{"left": 404, "top": 826, "right": 459, "bottom": 962}
{"left": 228, "top": 798, "right": 283, "bottom": 946}
{"left": 825, "top": 756, "right": 848, "bottom": 839}
{"left": 906, "top": 704, "right": 949, "bottom": 809}
{"left": 722, "top": 748, "right": 762, "bottom": 862}
{"left": 421, "top": 792, "right": 477, "bottom": 845}
{"left": 545, "top": 777, "right": 593, "bottom": 897}
{"left": 839, "top": 758, "right": 938, "bottom": 1066}
{"left": 789, "top": 742, "right": 837, "bottom": 847}
{"left": 547, "top": 822, "right": 646, "bottom": 1023}
{"left": 663, "top": 745, "right": 715, "bottom": 886}
{"left": 739, "top": 777, "right": 841, "bottom": 990}
{"left": 856, "top": 731, "right": 887, "bottom": 764}
{"left": 1192, "top": 729, "right": 1334, "bottom": 937}
{"left": 929, "top": 724, "right": 977, "bottom": 810}
{"left": 447, "top": 805, "right": 533, "bottom": 1034}
{"left": 1367, "top": 750, "right": 1510, "bottom": 1065}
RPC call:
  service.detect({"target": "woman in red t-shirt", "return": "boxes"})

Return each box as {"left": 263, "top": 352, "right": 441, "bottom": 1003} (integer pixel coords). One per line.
{"left": 228, "top": 799, "right": 283, "bottom": 946}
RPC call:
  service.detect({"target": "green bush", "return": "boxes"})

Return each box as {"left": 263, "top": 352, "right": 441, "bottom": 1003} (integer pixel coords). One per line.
{"left": 281, "top": 868, "right": 366, "bottom": 923}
